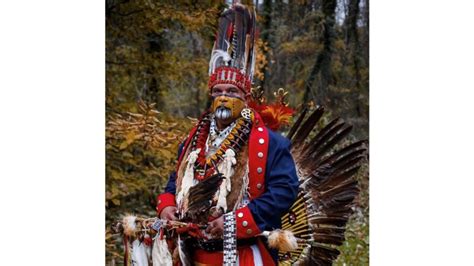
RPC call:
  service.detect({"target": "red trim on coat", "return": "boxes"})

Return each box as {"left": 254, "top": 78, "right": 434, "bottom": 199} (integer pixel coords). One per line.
{"left": 248, "top": 111, "right": 269, "bottom": 199}
{"left": 235, "top": 206, "right": 261, "bottom": 239}
{"left": 257, "top": 238, "right": 276, "bottom": 266}
{"left": 156, "top": 192, "right": 176, "bottom": 216}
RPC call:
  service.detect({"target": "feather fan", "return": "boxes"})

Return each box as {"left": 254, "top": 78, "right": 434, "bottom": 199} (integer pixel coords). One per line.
{"left": 279, "top": 107, "right": 368, "bottom": 265}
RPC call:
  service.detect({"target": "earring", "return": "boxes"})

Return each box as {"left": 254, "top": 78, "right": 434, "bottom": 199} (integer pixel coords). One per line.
{"left": 240, "top": 108, "right": 252, "bottom": 120}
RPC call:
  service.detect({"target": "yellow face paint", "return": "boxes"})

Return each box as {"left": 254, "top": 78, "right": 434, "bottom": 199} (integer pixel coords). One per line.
{"left": 211, "top": 95, "right": 246, "bottom": 120}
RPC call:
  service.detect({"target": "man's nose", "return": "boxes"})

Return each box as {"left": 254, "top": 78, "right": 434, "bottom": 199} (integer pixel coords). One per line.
{"left": 217, "top": 95, "right": 228, "bottom": 102}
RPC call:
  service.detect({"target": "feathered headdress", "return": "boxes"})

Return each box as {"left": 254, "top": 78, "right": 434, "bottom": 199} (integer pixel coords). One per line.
{"left": 208, "top": 3, "right": 257, "bottom": 95}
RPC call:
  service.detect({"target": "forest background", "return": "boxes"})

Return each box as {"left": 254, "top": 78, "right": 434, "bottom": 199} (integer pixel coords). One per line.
{"left": 106, "top": 0, "right": 369, "bottom": 265}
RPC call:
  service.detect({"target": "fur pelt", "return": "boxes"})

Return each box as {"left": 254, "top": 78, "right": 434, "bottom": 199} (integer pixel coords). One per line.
{"left": 266, "top": 229, "right": 298, "bottom": 252}
{"left": 122, "top": 215, "right": 137, "bottom": 237}
{"left": 175, "top": 143, "right": 249, "bottom": 223}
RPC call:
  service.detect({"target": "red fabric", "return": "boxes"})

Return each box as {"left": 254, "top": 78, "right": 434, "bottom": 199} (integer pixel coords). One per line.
{"left": 235, "top": 206, "right": 261, "bottom": 239}
{"left": 257, "top": 238, "right": 276, "bottom": 266}
{"left": 193, "top": 245, "right": 262, "bottom": 265}
{"left": 156, "top": 192, "right": 176, "bottom": 216}
{"left": 248, "top": 111, "right": 269, "bottom": 199}
{"left": 193, "top": 249, "right": 224, "bottom": 265}
{"left": 193, "top": 242, "right": 275, "bottom": 266}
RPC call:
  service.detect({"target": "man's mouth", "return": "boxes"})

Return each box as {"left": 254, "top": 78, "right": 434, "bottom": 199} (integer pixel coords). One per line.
{"left": 215, "top": 106, "right": 232, "bottom": 120}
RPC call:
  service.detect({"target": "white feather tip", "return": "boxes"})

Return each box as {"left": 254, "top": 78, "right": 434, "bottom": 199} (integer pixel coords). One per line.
{"left": 209, "top": 50, "right": 231, "bottom": 75}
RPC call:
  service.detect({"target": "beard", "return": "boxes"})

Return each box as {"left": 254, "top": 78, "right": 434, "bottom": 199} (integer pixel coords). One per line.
{"left": 214, "top": 106, "right": 232, "bottom": 120}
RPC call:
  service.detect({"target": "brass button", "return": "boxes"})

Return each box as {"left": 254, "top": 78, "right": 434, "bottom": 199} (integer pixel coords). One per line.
{"left": 246, "top": 229, "right": 253, "bottom": 235}
{"left": 257, "top": 167, "right": 263, "bottom": 174}
{"left": 242, "top": 221, "right": 248, "bottom": 227}
{"left": 237, "top": 212, "right": 244, "bottom": 218}
{"left": 257, "top": 152, "right": 263, "bottom": 158}
{"left": 256, "top": 183, "right": 262, "bottom": 189}
{"left": 259, "top": 138, "right": 264, "bottom": 144}
{"left": 258, "top": 127, "right": 263, "bottom": 132}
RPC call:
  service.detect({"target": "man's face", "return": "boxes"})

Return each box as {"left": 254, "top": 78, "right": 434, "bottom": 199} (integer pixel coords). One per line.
{"left": 210, "top": 84, "right": 246, "bottom": 121}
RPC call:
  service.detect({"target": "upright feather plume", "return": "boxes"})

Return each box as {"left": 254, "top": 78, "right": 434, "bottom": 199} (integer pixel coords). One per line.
{"left": 216, "top": 3, "right": 255, "bottom": 75}
{"left": 208, "top": 4, "right": 256, "bottom": 93}
{"left": 209, "top": 49, "right": 232, "bottom": 76}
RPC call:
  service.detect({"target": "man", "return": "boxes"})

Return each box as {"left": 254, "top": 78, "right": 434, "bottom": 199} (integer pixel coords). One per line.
{"left": 156, "top": 3, "right": 299, "bottom": 265}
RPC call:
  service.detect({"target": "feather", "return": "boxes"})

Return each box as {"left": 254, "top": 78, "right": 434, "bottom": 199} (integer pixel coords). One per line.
{"left": 298, "top": 118, "right": 346, "bottom": 165}
{"left": 177, "top": 236, "right": 192, "bottom": 266}
{"left": 233, "top": 5, "right": 245, "bottom": 68}
{"left": 310, "top": 245, "right": 340, "bottom": 265}
{"left": 209, "top": 4, "right": 256, "bottom": 87}
{"left": 291, "top": 106, "right": 325, "bottom": 151}
{"left": 312, "top": 233, "right": 345, "bottom": 245}
{"left": 312, "top": 125, "right": 353, "bottom": 165}
{"left": 185, "top": 173, "right": 224, "bottom": 222}
{"left": 286, "top": 107, "right": 308, "bottom": 140}
{"left": 318, "top": 140, "right": 367, "bottom": 166}
{"left": 215, "top": 9, "right": 234, "bottom": 51}
{"left": 209, "top": 50, "right": 232, "bottom": 75}
{"left": 280, "top": 105, "right": 367, "bottom": 265}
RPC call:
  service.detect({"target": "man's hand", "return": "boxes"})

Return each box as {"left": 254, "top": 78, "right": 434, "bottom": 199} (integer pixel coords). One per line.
{"left": 206, "top": 216, "right": 224, "bottom": 238}
{"left": 160, "top": 206, "right": 178, "bottom": 221}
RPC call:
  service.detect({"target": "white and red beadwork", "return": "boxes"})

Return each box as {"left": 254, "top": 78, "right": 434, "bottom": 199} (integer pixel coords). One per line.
{"left": 208, "top": 66, "right": 252, "bottom": 95}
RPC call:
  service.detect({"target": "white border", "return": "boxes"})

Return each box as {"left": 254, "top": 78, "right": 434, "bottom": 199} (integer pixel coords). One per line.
{"left": 0, "top": 1, "right": 105, "bottom": 265}
{"left": 1, "top": 0, "right": 474, "bottom": 265}
{"left": 371, "top": 0, "right": 474, "bottom": 265}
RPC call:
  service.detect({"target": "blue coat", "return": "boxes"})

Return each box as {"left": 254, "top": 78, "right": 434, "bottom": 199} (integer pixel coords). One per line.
{"left": 162, "top": 129, "right": 299, "bottom": 261}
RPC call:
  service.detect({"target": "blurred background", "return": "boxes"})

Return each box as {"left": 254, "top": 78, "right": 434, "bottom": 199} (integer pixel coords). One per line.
{"left": 106, "top": 0, "right": 368, "bottom": 265}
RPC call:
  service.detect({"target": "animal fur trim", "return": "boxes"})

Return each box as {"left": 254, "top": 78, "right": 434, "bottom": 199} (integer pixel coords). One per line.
{"left": 176, "top": 148, "right": 200, "bottom": 211}
{"left": 265, "top": 229, "right": 298, "bottom": 252}
{"left": 122, "top": 215, "right": 137, "bottom": 237}
{"left": 216, "top": 149, "right": 237, "bottom": 212}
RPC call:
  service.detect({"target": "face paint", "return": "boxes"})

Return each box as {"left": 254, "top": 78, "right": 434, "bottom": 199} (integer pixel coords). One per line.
{"left": 211, "top": 95, "right": 246, "bottom": 121}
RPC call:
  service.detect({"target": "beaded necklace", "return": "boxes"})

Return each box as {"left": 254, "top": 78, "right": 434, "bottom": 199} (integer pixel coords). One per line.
{"left": 208, "top": 118, "right": 237, "bottom": 152}
{"left": 189, "top": 112, "right": 252, "bottom": 180}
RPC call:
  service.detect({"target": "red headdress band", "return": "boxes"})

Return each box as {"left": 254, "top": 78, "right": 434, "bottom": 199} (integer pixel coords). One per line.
{"left": 208, "top": 4, "right": 256, "bottom": 95}
{"left": 208, "top": 66, "right": 251, "bottom": 94}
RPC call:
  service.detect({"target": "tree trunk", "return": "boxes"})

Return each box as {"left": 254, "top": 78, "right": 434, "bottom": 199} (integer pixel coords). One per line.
{"left": 346, "top": 0, "right": 364, "bottom": 117}
{"left": 303, "top": 0, "right": 337, "bottom": 105}
{"left": 259, "top": 0, "right": 273, "bottom": 92}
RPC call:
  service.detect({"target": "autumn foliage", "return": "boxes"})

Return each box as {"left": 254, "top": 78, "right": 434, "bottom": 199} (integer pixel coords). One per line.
{"left": 106, "top": 0, "right": 368, "bottom": 265}
{"left": 106, "top": 101, "right": 193, "bottom": 261}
